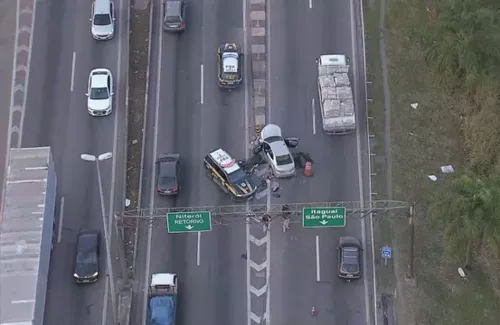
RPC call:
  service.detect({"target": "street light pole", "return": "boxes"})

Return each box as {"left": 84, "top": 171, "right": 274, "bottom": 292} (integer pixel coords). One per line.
{"left": 81, "top": 152, "right": 118, "bottom": 325}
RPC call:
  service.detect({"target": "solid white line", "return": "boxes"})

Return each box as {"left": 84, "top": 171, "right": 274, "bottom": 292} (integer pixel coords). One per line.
{"left": 142, "top": 5, "right": 163, "bottom": 323}
{"left": 311, "top": 98, "right": 316, "bottom": 135}
{"left": 200, "top": 64, "right": 204, "bottom": 105}
{"left": 197, "top": 232, "right": 201, "bottom": 266}
{"left": 350, "top": 0, "right": 374, "bottom": 325}
{"left": 70, "top": 52, "right": 76, "bottom": 92}
{"left": 101, "top": 0, "right": 127, "bottom": 323}
{"left": 243, "top": 0, "right": 253, "bottom": 324}
{"left": 309, "top": 0, "right": 313, "bottom": 9}
{"left": 57, "top": 197, "right": 65, "bottom": 243}
{"left": 315, "top": 235, "right": 320, "bottom": 281}
{"left": 265, "top": 2, "right": 272, "bottom": 324}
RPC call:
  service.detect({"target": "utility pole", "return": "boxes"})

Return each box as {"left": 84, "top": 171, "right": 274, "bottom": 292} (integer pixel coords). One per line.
{"left": 407, "top": 203, "right": 416, "bottom": 279}
{"left": 81, "top": 152, "right": 119, "bottom": 325}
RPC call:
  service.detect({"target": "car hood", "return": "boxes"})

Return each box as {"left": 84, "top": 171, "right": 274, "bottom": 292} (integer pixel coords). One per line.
{"left": 233, "top": 179, "right": 256, "bottom": 197}
{"left": 92, "top": 25, "right": 113, "bottom": 36}
{"left": 88, "top": 98, "right": 111, "bottom": 111}
{"left": 75, "top": 262, "right": 98, "bottom": 277}
{"left": 261, "top": 124, "right": 282, "bottom": 139}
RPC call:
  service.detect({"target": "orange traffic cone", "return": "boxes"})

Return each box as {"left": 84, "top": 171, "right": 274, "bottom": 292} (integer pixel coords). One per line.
{"left": 311, "top": 306, "right": 317, "bottom": 316}
{"left": 304, "top": 161, "right": 313, "bottom": 177}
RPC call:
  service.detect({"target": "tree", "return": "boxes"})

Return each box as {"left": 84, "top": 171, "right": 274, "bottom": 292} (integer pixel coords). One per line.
{"left": 429, "top": 172, "right": 500, "bottom": 268}
{"left": 424, "top": 0, "right": 500, "bottom": 86}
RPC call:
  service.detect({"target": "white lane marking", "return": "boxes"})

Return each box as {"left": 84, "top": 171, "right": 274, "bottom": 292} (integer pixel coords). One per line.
{"left": 197, "top": 232, "right": 201, "bottom": 266}
{"left": 57, "top": 196, "right": 65, "bottom": 243}
{"left": 266, "top": 0, "right": 272, "bottom": 120}
{"left": 200, "top": 64, "right": 204, "bottom": 105}
{"left": 311, "top": 98, "right": 316, "bottom": 135}
{"left": 243, "top": 0, "right": 253, "bottom": 324}
{"left": 102, "top": 0, "right": 127, "bottom": 323}
{"left": 350, "top": 0, "right": 375, "bottom": 325}
{"left": 265, "top": 2, "right": 272, "bottom": 324}
{"left": 70, "top": 52, "right": 76, "bottom": 92}
{"left": 309, "top": 0, "right": 313, "bottom": 9}
{"left": 316, "top": 235, "right": 320, "bottom": 281}
{"left": 142, "top": 4, "right": 163, "bottom": 323}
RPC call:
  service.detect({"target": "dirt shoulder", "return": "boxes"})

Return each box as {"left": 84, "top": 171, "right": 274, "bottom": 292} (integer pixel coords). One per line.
{"left": 363, "top": 1, "right": 500, "bottom": 324}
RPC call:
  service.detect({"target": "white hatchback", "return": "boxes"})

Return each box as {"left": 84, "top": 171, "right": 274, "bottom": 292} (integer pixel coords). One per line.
{"left": 86, "top": 68, "right": 114, "bottom": 116}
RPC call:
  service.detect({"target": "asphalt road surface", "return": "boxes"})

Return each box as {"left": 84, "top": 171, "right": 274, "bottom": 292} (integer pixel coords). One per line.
{"left": 134, "top": 1, "right": 374, "bottom": 325}
{"left": 21, "top": 0, "right": 129, "bottom": 324}
{"left": 267, "top": 1, "right": 373, "bottom": 325}
{"left": 133, "top": 0, "right": 250, "bottom": 324}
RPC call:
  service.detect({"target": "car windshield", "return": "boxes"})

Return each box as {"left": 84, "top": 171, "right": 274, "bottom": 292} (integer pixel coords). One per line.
{"left": 77, "top": 251, "right": 98, "bottom": 264}
{"left": 276, "top": 154, "right": 293, "bottom": 166}
{"left": 222, "top": 53, "right": 239, "bottom": 73}
{"left": 90, "top": 87, "right": 109, "bottom": 100}
{"left": 227, "top": 168, "right": 247, "bottom": 184}
{"left": 165, "top": 15, "right": 181, "bottom": 23}
{"left": 93, "top": 14, "right": 111, "bottom": 26}
{"left": 159, "top": 176, "right": 176, "bottom": 186}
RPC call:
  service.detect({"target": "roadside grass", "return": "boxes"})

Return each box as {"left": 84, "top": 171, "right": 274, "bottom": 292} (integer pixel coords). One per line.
{"left": 124, "top": 5, "right": 150, "bottom": 275}
{"left": 364, "top": 0, "right": 500, "bottom": 324}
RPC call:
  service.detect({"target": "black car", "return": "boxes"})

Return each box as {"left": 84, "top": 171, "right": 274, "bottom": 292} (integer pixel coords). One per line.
{"left": 162, "top": 0, "right": 186, "bottom": 32}
{"left": 217, "top": 43, "right": 243, "bottom": 88}
{"left": 73, "top": 230, "right": 100, "bottom": 284}
{"left": 337, "top": 236, "right": 362, "bottom": 280}
{"left": 204, "top": 148, "right": 256, "bottom": 199}
{"left": 157, "top": 153, "right": 180, "bottom": 195}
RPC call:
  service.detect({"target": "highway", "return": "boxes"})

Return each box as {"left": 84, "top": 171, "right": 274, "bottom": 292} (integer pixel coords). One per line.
{"left": 133, "top": 0, "right": 250, "bottom": 324}
{"left": 20, "top": 0, "right": 129, "bottom": 324}
{"left": 135, "top": 1, "right": 374, "bottom": 325}
{"left": 267, "top": 0, "right": 373, "bottom": 324}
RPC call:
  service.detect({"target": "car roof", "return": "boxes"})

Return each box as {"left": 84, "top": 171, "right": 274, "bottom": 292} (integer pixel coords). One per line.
{"left": 90, "top": 72, "right": 109, "bottom": 88}
{"left": 165, "top": 0, "right": 182, "bottom": 14}
{"left": 269, "top": 141, "right": 290, "bottom": 156}
{"left": 159, "top": 160, "right": 177, "bottom": 176}
{"left": 209, "top": 149, "right": 240, "bottom": 174}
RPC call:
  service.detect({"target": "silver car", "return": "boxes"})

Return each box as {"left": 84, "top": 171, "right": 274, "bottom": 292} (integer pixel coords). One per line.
{"left": 254, "top": 124, "right": 299, "bottom": 178}
{"left": 91, "top": 0, "right": 115, "bottom": 40}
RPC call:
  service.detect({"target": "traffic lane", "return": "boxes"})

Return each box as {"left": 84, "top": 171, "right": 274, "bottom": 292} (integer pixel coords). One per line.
{"left": 269, "top": 0, "right": 359, "bottom": 204}
{"left": 35, "top": 2, "right": 124, "bottom": 325}
{"left": 267, "top": 0, "right": 366, "bottom": 324}
{"left": 0, "top": 0, "right": 16, "bottom": 203}
{"left": 149, "top": 1, "right": 247, "bottom": 325}
{"left": 270, "top": 224, "right": 367, "bottom": 325}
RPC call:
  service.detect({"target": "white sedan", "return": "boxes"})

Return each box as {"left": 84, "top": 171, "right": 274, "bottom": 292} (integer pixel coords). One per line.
{"left": 253, "top": 124, "right": 299, "bottom": 178}
{"left": 86, "top": 68, "right": 114, "bottom": 116}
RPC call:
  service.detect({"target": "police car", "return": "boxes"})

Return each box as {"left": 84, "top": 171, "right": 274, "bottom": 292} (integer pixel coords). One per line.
{"left": 204, "top": 149, "right": 256, "bottom": 199}
{"left": 217, "top": 43, "right": 243, "bottom": 88}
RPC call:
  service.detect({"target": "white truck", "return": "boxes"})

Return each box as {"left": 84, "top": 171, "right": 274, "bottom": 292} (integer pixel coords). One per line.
{"left": 317, "top": 54, "right": 356, "bottom": 134}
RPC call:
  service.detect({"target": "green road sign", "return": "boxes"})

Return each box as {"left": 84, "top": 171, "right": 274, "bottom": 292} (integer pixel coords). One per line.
{"left": 166, "top": 211, "right": 212, "bottom": 233}
{"left": 302, "top": 207, "right": 346, "bottom": 228}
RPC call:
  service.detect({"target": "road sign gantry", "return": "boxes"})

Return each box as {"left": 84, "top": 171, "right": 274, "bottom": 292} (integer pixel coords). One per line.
{"left": 116, "top": 200, "right": 408, "bottom": 229}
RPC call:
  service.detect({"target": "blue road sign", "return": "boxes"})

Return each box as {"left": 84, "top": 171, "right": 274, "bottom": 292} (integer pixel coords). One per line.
{"left": 382, "top": 246, "right": 392, "bottom": 259}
